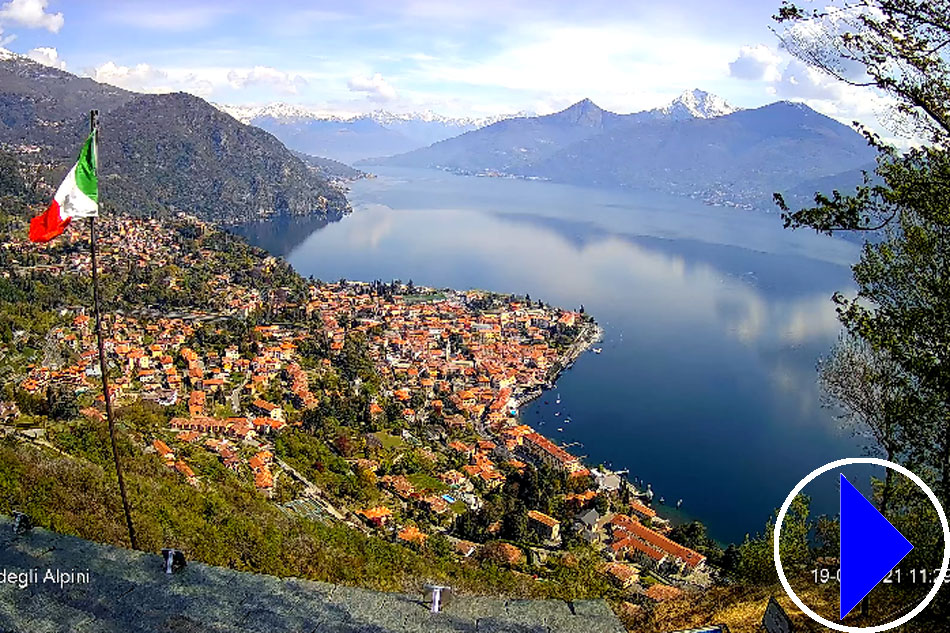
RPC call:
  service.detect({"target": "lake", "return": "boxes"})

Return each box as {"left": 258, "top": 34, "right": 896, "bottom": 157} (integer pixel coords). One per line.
{"left": 237, "top": 167, "right": 867, "bottom": 544}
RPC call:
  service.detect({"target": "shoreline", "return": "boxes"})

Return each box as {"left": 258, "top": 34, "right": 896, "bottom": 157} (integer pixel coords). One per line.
{"left": 229, "top": 213, "right": 688, "bottom": 536}
{"left": 511, "top": 320, "right": 604, "bottom": 412}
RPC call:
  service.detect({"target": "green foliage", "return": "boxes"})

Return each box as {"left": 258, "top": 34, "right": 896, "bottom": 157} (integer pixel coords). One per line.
{"left": 338, "top": 331, "right": 377, "bottom": 383}
{"left": 668, "top": 521, "right": 724, "bottom": 565}
{"left": 0, "top": 150, "right": 39, "bottom": 202}
{"left": 274, "top": 429, "right": 375, "bottom": 505}
{"left": 427, "top": 533, "right": 453, "bottom": 560}
{"left": 115, "top": 401, "right": 168, "bottom": 432}
{"left": 47, "top": 418, "right": 116, "bottom": 468}
{"left": 544, "top": 546, "right": 619, "bottom": 602}
{"left": 501, "top": 501, "right": 528, "bottom": 542}
{"left": 735, "top": 494, "right": 812, "bottom": 584}
{"left": 774, "top": 11, "right": 950, "bottom": 626}
{"left": 0, "top": 436, "right": 546, "bottom": 596}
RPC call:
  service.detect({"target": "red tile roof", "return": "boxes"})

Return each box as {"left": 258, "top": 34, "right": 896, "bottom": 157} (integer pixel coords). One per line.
{"left": 527, "top": 510, "right": 560, "bottom": 528}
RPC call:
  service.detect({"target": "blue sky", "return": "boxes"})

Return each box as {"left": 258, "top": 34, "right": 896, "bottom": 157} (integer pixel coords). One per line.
{"left": 0, "top": 0, "right": 890, "bottom": 127}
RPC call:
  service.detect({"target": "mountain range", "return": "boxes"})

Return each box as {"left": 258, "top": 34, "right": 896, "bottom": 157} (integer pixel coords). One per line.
{"left": 220, "top": 90, "right": 737, "bottom": 166}
{"left": 1, "top": 47, "right": 877, "bottom": 221}
{"left": 361, "top": 91, "right": 877, "bottom": 210}
{"left": 217, "top": 103, "right": 530, "bottom": 164}
{"left": 0, "top": 48, "right": 350, "bottom": 224}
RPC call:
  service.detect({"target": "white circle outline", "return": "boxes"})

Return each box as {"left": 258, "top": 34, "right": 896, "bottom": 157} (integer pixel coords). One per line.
{"left": 773, "top": 457, "right": 950, "bottom": 633}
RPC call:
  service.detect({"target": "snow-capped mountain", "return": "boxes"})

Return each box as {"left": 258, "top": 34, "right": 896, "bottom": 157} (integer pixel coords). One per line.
{"left": 214, "top": 91, "right": 736, "bottom": 166}
{"left": 368, "top": 95, "right": 876, "bottom": 213}
{"left": 214, "top": 102, "right": 530, "bottom": 163}
{"left": 216, "top": 102, "right": 527, "bottom": 128}
{"left": 215, "top": 102, "right": 355, "bottom": 124}
{"left": 654, "top": 89, "right": 739, "bottom": 120}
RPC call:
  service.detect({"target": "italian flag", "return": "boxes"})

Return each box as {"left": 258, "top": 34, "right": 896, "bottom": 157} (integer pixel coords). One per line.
{"left": 29, "top": 131, "right": 98, "bottom": 243}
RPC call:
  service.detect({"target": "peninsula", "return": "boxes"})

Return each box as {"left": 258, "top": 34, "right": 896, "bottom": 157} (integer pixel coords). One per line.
{"left": 0, "top": 204, "right": 707, "bottom": 628}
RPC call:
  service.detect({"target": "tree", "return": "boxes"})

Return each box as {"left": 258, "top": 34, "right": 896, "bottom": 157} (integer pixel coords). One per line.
{"left": 780, "top": 1, "right": 950, "bottom": 136}
{"left": 773, "top": 0, "right": 950, "bottom": 231}
{"left": 736, "top": 494, "right": 812, "bottom": 584}
{"left": 818, "top": 334, "right": 912, "bottom": 513}
{"left": 501, "top": 502, "right": 528, "bottom": 542}
{"left": 774, "top": 0, "right": 950, "bottom": 510}
{"left": 668, "top": 521, "right": 723, "bottom": 564}
{"left": 427, "top": 532, "right": 453, "bottom": 559}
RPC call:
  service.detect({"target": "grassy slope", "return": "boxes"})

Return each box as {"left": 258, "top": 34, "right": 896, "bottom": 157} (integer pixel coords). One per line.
{"left": 0, "top": 424, "right": 540, "bottom": 597}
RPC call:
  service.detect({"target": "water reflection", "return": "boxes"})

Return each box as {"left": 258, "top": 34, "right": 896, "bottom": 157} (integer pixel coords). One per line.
{"left": 276, "top": 168, "right": 862, "bottom": 543}
{"left": 230, "top": 213, "right": 330, "bottom": 257}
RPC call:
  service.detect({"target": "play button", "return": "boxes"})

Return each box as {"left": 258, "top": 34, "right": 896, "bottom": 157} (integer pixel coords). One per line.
{"left": 774, "top": 457, "right": 950, "bottom": 632}
{"left": 839, "top": 474, "right": 914, "bottom": 620}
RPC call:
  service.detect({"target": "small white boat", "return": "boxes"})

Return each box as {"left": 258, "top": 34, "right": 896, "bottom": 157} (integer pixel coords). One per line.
{"left": 592, "top": 348, "right": 602, "bottom": 354}
{"left": 557, "top": 427, "right": 564, "bottom": 432}
{"left": 554, "top": 412, "right": 560, "bottom": 417}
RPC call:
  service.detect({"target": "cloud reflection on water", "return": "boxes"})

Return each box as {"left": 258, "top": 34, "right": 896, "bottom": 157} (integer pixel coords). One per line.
{"left": 283, "top": 172, "right": 863, "bottom": 542}
{"left": 300, "top": 202, "right": 851, "bottom": 353}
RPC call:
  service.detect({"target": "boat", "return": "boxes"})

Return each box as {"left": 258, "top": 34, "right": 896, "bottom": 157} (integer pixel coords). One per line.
{"left": 659, "top": 497, "right": 665, "bottom": 505}
{"left": 676, "top": 499, "right": 683, "bottom": 509}
{"left": 557, "top": 427, "right": 564, "bottom": 432}
{"left": 592, "top": 347, "right": 602, "bottom": 354}
{"left": 554, "top": 412, "right": 560, "bottom": 417}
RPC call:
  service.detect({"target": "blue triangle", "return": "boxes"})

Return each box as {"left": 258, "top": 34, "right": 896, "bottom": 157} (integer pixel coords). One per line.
{"left": 840, "top": 474, "right": 914, "bottom": 620}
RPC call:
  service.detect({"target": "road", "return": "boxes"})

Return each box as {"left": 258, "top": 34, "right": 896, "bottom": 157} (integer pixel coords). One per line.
{"left": 275, "top": 457, "right": 370, "bottom": 533}
{"left": 230, "top": 372, "right": 250, "bottom": 415}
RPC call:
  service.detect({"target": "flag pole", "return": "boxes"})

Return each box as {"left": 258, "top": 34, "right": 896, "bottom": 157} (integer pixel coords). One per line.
{"left": 88, "top": 109, "right": 138, "bottom": 550}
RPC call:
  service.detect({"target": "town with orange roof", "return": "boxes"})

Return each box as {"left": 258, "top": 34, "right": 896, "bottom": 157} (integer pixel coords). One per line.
{"left": 2, "top": 212, "right": 709, "bottom": 601}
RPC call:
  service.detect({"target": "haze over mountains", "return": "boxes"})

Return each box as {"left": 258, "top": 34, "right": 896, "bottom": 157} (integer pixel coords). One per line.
{"left": 218, "top": 103, "right": 529, "bottom": 164}
{"left": 217, "top": 90, "right": 740, "bottom": 166}
{"left": 0, "top": 48, "right": 349, "bottom": 224}
{"left": 1, "top": 43, "right": 877, "bottom": 222}
{"left": 361, "top": 89, "right": 877, "bottom": 210}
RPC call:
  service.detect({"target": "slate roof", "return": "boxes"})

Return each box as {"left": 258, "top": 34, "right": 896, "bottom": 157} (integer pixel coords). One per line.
{"left": 0, "top": 517, "right": 624, "bottom": 633}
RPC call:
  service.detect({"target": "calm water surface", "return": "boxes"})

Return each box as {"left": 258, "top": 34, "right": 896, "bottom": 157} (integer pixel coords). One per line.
{"left": 241, "top": 167, "right": 869, "bottom": 544}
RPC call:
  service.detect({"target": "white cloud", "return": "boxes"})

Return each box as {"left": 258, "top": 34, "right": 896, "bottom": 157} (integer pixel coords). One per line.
{"left": 91, "top": 61, "right": 169, "bottom": 91}
{"left": 771, "top": 58, "right": 842, "bottom": 101}
{"left": 726, "top": 40, "right": 901, "bottom": 143}
{"left": 228, "top": 66, "right": 307, "bottom": 94}
{"left": 729, "top": 44, "right": 782, "bottom": 82}
{"left": 0, "top": 0, "right": 63, "bottom": 33}
{"left": 88, "top": 61, "right": 214, "bottom": 97}
{"left": 348, "top": 72, "right": 398, "bottom": 101}
{"left": 25, "top": 45, "right": 63, "bottom": 69}
{"left": 85, "top": 59, "right": 327, "bottom": 100}
{"left": 407, "top": 23, "right": 736, "bottom": 114}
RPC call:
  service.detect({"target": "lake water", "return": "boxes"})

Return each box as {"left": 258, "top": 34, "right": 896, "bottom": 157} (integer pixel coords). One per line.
{"left": 239, "top": 167, "right": 868, "bottom": 544}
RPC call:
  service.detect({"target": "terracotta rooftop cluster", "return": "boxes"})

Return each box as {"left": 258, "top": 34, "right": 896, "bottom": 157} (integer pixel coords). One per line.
{"left": 608, "top": 514, "right": 706, "bottom": 571}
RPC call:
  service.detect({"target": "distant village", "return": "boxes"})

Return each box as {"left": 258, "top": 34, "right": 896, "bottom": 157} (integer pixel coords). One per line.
{"left": 2, "top": 213, "right": 711, "bottom": 603}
